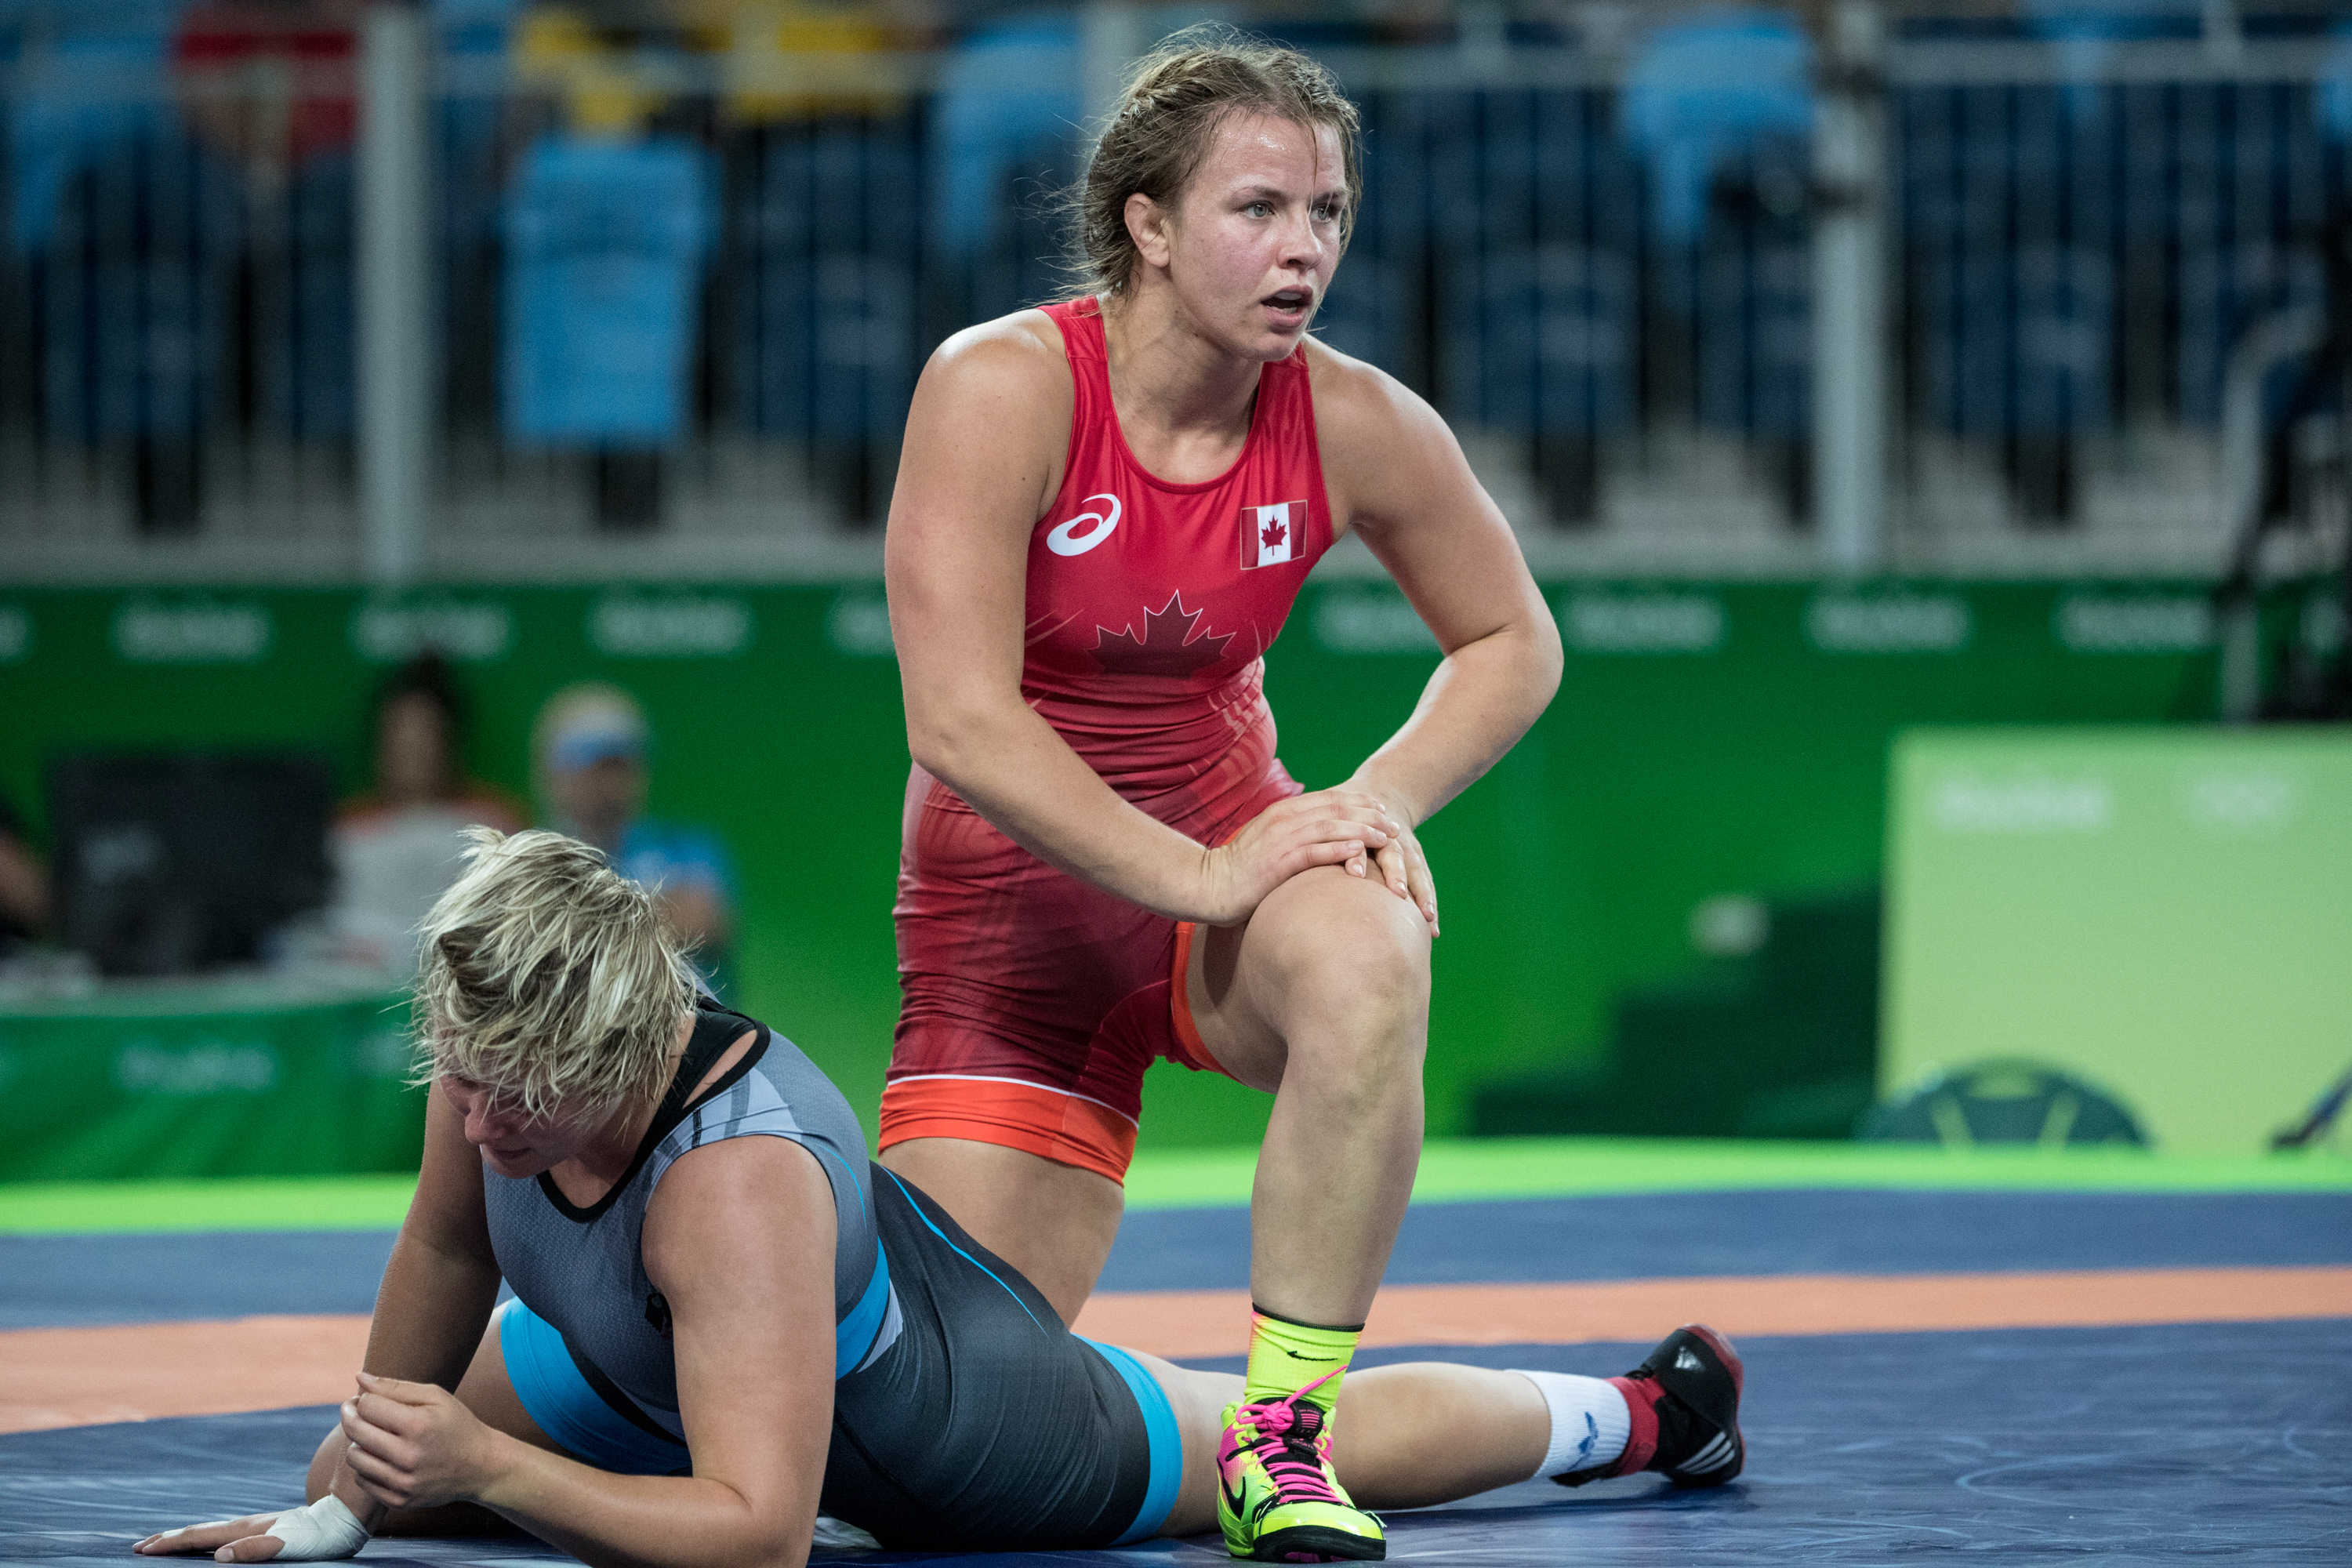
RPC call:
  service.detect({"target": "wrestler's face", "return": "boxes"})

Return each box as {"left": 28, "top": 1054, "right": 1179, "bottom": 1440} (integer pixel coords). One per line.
{"left": 1135, "top": 111, "right": 1347, "bottom": 361}
{"left": 441, "top": 1073, "right": 615, "bottom": 1178}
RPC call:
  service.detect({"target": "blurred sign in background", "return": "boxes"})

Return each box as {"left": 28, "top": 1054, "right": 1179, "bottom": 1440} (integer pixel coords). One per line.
{"left": 0, "top": 0, "right": 2347, "bottom": 1174}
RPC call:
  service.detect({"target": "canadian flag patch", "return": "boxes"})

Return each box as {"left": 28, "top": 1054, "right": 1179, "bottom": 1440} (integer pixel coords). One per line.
{"left": 1241, "top": 499, "right": 1305, "bottom": 569}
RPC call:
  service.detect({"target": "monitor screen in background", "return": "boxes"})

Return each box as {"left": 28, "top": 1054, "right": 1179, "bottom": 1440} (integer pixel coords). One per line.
{"left": 46, "top": 753, "right": 332, "bottom": 978}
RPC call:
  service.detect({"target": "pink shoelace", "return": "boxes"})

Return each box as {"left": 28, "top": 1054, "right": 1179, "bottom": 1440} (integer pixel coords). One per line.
{"left": 1222, "top": 1371, "right": 1348, "bottom": 1508}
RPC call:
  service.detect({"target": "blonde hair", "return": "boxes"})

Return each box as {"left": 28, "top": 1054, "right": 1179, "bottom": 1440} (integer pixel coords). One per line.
{"left": 410, "top": 827, "right": 697, "bottom": 1118}
{"left": 1070, "top": 25, "right": 1362, "bottom": 299}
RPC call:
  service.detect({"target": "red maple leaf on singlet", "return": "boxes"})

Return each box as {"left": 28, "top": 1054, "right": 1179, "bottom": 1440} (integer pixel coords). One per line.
{"left": 1261, "top": 516, "right": 1287, "bottom": 552}
{"left": 1091, "top": 591, "right": 1235, "bottom": 678}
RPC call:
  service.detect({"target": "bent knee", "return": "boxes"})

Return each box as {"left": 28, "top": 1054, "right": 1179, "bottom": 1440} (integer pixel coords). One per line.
{"left": 1252, "top": 869, "right": 1432, "bottom": 1023}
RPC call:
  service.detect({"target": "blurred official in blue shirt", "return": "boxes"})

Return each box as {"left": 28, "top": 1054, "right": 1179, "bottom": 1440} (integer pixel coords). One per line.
{"left": 532, "top": 682, "right": 735, "bottom": 994}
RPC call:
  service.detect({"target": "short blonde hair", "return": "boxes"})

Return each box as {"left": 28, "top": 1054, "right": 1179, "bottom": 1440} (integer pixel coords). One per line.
{"left": 411, "top": 828, "right": 696, "bottom": 1118}
{"left": 1070, "top": 25, "right": 1363, "bottom": 299}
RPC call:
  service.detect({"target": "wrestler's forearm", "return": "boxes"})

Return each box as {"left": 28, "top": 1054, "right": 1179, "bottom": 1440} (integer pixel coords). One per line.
{"left": 316, "top": 1234, "right": 505, "bottom": 1526}
{"left": 911, "top": 696, "right": 1218, "bottom": 920}
{"left": 474, "top": 1445, "right": 808, "bottom": 1568}
{"left": 362, "top": 1229, "right": 503, "bottom": 1388}
{"left": 1345, "top": 618, "right": 1563, "bottom": 826}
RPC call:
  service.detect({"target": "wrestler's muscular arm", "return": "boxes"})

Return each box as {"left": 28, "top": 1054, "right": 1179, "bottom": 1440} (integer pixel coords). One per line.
{"left": 140, "top": 1090, "right": 532, "bottom": 1558}
{"left": 336, "top": 1138, "right": 837, "bottom": 1568}
{"left": 304, "top": 1086, "right": 507, "bottom": 1537}
{"left": 887, "top": 315, "right": 1403, "bottom": 927}
{"left": 1308, "top": 344, "right": 1566, "bottom": 927}
{"left": 364, "top": 1138, "right": 837, "bottom": 1568}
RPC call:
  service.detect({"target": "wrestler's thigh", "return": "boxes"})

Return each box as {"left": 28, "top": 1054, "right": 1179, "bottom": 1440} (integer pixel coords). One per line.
{"left": 1185, "top": 864, "right": 1433, "bottom": 1092}
{"left": 878, "top": 1137, "right": 1123, "bottom": 1327}
{"left": 303, "top": 1312, "right": 568, "bottom": 1508}
{"left": 1128, "top": 1352, "right": 1241, "bottom": 1538}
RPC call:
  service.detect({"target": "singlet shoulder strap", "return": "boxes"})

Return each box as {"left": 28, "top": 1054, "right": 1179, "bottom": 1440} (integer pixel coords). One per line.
{"left": 534, "top": 1005, "right": 766, "bottom": 1223}
{"left": 1039, "top": 296, "right": 1106, "bottom": 361}
{"left": 647, "top": 1004, "right": 758, "bottom": 1142}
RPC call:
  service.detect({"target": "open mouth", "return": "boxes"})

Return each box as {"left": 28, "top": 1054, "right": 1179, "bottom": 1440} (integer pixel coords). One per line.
{"left": 1263, "top": 287, "right": 1312, "bottom": 320}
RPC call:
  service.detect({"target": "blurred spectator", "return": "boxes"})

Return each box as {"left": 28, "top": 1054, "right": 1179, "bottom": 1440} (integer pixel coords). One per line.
{"left": 6, "top": 2, "right": 237, "bottom": 532}
{"left": 689, "top": 0, "right": 909, "bottom": 125}
{"left": 172, "top": 0, "right": 361, "bottom": 174}
{"left": 514, "top": 2, "right": 670, "bottom": 137}
{"left": 532, "top": 682, "right": 735, "bottom": 990}
{"left": 328, "top": 655, "right": 527, "bottom": 973}
{"left": 5, "top": 1, "right": 178, "bottom": 255}
{"left": 0, "top": 789, "right": 52, "bottom": 956}
{"left": 506, "top": 6, "right": 713, "bottom": 527}
{"left": 173, "top": 0, "right": 364, "bottom": 445}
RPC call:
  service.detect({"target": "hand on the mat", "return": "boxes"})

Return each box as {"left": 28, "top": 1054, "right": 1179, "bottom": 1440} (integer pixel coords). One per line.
{"left": 1200, "top": 789, "right": 1403, "bottom": 924}
{"left": 339, "top": 1371, "right": 499, "bottom": 1513}
{"left": 132, "top": 1496, "right": 364, "bottom": 1562}
{"left": 134, "top": 1512, "right": 287, "bottom": 1559}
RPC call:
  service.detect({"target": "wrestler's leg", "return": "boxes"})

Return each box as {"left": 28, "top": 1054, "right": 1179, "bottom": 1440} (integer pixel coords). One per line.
{"left": 1189, "top": 862, "right": 1432, "bottom": 1331}
{"left": 302, "top": 1308, "right": 565, "bottom": 1533}
{"left": 877, "top": 1138, "right": 1121, "bottom": 1327}
{"left": 1135, "top": 1354, "right": 1549, "bottom": 1534}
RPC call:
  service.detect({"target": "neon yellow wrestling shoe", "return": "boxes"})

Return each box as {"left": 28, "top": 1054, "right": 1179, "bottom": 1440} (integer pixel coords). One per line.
{"left": 1216, "top": 1384, "right": 1385, "bottom": 1563}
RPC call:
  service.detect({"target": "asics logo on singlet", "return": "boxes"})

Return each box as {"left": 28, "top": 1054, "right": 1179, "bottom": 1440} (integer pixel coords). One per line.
{"left": 1044, "top": 492, "right": 1123, "bottom": 557}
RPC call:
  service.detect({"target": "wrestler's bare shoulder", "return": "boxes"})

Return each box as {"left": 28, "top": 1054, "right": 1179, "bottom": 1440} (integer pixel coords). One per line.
{"left": 1301, "top": 334, "right": 1461, "bottom": 500}
{"left": 920, "top": 308, "right": 1071, "bottom": 401}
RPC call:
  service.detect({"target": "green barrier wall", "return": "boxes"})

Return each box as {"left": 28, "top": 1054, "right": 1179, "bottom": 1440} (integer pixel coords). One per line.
{"left": 0, "top": 980, "right": 419, "bottom": 1180}
{"left": 0, "top": 580, "right": 2273, "bottom": 1162}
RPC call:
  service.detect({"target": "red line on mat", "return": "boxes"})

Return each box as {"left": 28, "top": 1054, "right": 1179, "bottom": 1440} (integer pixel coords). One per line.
{"left": 5, "top": 1266, "right": 2347, "bottom": 1434}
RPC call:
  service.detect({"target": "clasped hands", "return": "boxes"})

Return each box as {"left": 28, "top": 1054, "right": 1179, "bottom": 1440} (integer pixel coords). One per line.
{"left": 1202, "top": 783, "right": 1439, "bottom": 937}
{"left": 135, "top": 1373, "right": 497, "bottom": 1562}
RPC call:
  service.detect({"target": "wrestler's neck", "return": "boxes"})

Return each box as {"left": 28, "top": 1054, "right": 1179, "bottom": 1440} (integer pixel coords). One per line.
{"left": 1098, "top": 281, "right": 1279, "bottom": 457}
{"left": 544, "top": 1018, "right": 753, "bottom": 1207}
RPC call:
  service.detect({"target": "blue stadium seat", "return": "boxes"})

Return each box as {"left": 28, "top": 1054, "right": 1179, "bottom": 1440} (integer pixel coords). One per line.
{"left": 503, "top": 135, "right": 713, "bottom": 445}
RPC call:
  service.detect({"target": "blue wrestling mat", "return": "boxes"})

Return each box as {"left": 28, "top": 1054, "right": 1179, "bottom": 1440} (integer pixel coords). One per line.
{"left": 9, "top": 1188, "right": 2349, "bottom": 1327}
{"left": 5, "top": 1321, "right": 2347, "bottom": 1564}
{"left": 5, "top": 1184, "right": 2349, "bottom": 1563}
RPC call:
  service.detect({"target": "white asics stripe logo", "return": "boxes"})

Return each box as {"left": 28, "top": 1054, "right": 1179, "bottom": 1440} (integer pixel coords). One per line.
{"left": 1044, "top": 493, "right": 1122, "bottom": 556}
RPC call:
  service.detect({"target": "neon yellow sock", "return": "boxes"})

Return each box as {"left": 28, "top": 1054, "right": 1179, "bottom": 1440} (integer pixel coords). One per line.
{"left": 1242, "top": 1306, "right": 1363, "bottom": 1416}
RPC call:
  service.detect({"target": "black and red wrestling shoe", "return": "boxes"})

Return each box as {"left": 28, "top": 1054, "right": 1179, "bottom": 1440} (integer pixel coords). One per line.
{"left": 1553, "top": 1323, "right": 1746, "bottom": 1488}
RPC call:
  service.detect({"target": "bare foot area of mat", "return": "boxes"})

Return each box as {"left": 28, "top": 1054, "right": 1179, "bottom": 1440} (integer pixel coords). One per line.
{"left": 0, "top": 1315, "right": 369, "bottom": 1433}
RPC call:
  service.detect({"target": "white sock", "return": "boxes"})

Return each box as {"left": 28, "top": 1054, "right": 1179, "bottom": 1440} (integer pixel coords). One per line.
{"left": 1510, "top": 1369, "right": 1632, "bottom": 1479}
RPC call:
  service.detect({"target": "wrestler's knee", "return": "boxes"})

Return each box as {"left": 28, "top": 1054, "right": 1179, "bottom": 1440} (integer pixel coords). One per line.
{"left": 1254, "top": 869, "right": 1431, "bottom": 1065}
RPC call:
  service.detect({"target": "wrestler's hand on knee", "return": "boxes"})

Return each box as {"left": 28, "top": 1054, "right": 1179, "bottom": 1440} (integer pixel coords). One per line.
{"left": 1367, "top": 815, "right": 1439, "bottom": 938}
{"left": 1200, "top": 789, "right": 1403, "bottom": 924}
{"left": 339, "top": 1371, "right": 501, "bottom": 1514}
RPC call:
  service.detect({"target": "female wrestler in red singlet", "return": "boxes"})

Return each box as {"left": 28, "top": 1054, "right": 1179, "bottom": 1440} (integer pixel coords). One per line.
{"left": 882, "top": 34, "right": 1564, "bottom": 1559}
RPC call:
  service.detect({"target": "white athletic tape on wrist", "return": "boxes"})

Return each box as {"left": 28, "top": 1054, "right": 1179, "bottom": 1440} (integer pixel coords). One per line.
{"left": 1510, "top": 1369, "right": 1632, "bottom": 1479}
{"left": 253, "top": 1496, "right": 371, "bottom": 1561}
{"left": 157, "top": 1497, "right": 367, "bottom": 1563}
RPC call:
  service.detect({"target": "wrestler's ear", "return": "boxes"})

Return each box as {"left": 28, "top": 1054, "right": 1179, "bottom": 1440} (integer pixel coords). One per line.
{"left": 1127, "top": 192, "right": 1174, "bottom": 274}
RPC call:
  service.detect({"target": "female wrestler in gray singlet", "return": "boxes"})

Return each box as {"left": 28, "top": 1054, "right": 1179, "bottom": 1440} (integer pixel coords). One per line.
{"left": 133, "top": 830, "right": 1743, "bottom": 1566}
